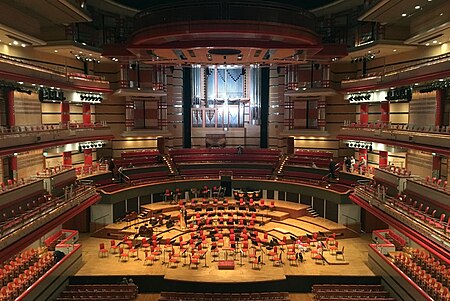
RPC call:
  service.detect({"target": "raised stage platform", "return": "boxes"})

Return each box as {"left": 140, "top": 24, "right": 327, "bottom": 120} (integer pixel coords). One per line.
{"left": 80, "top": 202, "right": 373, "bottom": 287}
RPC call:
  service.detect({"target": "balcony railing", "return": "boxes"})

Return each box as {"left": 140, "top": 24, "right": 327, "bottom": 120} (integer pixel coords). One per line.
{"left": 135, "top": 0, "right": 316, "bottom": 32}
{"left": 353, "top": 185, "right": 450, "bottom": 253}
{"left": 0, "top": 184, "right": 97, "bottom": 251}
{"left": 340, "top": 122, "right": 450, "bottom": 150}
{"left": 341, "top": 53, "right": 450, "bottom": 89}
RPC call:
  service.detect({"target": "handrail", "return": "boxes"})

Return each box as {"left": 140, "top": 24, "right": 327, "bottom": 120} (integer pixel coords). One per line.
{"left": 0, "top": 121, "right": 109, "bottom": 137}
{"left": 368, "top": 244, "right": 434, "bottom": 301}
{"left": 353, "top": 186, "right": 450, "bottom": 253}
{"left": 16, "top": 244, "right": 82, "bottom": 301}
{"left": 0, "top": 185, "right": 97, "bottom": 250}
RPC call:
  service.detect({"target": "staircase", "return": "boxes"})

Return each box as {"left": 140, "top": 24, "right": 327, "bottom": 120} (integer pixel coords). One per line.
{"left": 163, "top": 154, "right": 179, "bottom": 176}
{"left": 271, "top": 154, "right": 289, "bottom": 179}
{"left": 307, "top": 207, "right": 320, "bottom": 218}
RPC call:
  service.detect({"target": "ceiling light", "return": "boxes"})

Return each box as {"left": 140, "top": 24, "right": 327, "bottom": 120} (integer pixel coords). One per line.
{"left": 12, "top": 40, "right": 18, "bottom": 45}
{"left": 21, "top": 43, "right": 26, "bottom": 47}
{"left": 82, "top": 42, "right": 86, "bottom": 46}
{"left": 433, "top": 40, "right": 438, "bottom": 44}
{"left": 54, "top": 50, "right": 58, "bottom": 53}
{"left": 79, "top": 51, "right": 83, "bottom": 54}
{"left": 425, "top": 43, "right": 430, "bottom": 46}
{"left": 17, "top": 81, "right": 23, "bottom": 84}
{"left": 401, "top": 13, "right": 407, "bottom": 17}
{"left": 440, "top": 13, "right": 444, "bottom": 16}
{"left": 8, "top": 43, "right": 11, "bottom": 46}
{"left": 415, "top": 5, "right": 421, "bottom": 9}
{"left": 393, "top": 49, "right": 397, "bottom": 52}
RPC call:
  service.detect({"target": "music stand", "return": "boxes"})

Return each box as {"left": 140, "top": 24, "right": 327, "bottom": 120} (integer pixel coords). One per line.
{"left": 238, "top": 249, "right": 245, "bottom": 266}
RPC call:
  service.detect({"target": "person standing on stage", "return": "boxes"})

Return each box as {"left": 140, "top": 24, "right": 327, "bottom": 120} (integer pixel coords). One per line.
{"left": 328, "top": 158, "right": 337, "bottom": 179}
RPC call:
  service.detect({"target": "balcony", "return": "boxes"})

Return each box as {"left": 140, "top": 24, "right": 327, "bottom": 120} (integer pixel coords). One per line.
{"left": 0, "top": 54, "right": 111, "bottom": 93}
{"left": 341, "top": 53, "right": 450, "bottom": 91}
{"left": 338, "top": 123, "right": 450, "bottom": 155}
{"left": 0, "top": 185, "right": 100, "bottom": 261}
{"left": 0, "top": 122, "right": 113, "bottom": 157}
{"left": 0, "top": 183, "right": 99, "bottom": 254}
{"left": 351, "top": 186, "right": 450, "bottom": 264}
{"left": 368, "top": 244, "right": 434, "bottom": 301}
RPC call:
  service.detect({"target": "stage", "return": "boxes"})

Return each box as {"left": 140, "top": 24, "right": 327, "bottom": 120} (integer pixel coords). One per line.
{"left": 75, "top": 200, "right": 376, "bottom": 294}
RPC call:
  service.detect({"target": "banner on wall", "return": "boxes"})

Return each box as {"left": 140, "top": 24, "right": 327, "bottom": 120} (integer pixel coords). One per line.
{"left": 345, "top": 90, "right": 388, "bottom": 104}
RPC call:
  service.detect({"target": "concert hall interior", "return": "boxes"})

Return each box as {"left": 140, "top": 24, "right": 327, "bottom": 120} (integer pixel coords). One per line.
{"left": 1, "top": 0, "right": 450, "bottom": 300}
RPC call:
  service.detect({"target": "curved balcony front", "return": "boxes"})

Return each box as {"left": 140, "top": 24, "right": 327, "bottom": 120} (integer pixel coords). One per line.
{"left": 131, "top": 0, "right": 320, "bottom": 47}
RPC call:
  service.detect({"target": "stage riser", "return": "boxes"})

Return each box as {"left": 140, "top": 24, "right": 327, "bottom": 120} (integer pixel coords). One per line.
{"left": 69, "top": 275, "right": 381, "bottom": 293}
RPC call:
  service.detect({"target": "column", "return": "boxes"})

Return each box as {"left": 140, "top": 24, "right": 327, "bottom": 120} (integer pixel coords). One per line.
{"left": 360, "top": 103, "right": 369, "bottom": 125}
{"left": 84, "top": 149, "right": 93, "bottom": 168}
{"left": 120, "top": 64, "right": 129, "bottom": 88}
{"left": 6, "top": 89, "right": 17, "bottom": 179}
{"left": 436, "top": 89, "right": 445, "bottom": 127}
{"left": 317, "top": 96, "right": 326, "bottom": 131}
{"left": 432, "top": 155, "right": 441, "bottom": 179}
{"left": 322, "top": 64, "right": 330, "bottom": 88}
{"left": 61, "top": 101, "right": 70, "bottom": 125}
{"left": 379, "top": 151, "right": 388, "bottom": 168}
{"left": 63, "top": 151, "right": 72, "bottom": 168}
{"left": 125, "top": 97, "right": 134, "bottom": 132}
{"left": 82, "top": 103, "right": 91, "bottom": 125}
{"left": 380, "top": 102, "right": 389, "bottom": 125}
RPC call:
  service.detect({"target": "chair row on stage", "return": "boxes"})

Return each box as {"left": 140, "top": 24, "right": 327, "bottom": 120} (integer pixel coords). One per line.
{"left": 179, "top": 198, "right": 273, "bottom": 211}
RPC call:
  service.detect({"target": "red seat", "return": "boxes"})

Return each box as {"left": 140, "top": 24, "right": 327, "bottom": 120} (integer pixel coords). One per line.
{"left": 98, "top": 243, "right": 109, "bottom": 257}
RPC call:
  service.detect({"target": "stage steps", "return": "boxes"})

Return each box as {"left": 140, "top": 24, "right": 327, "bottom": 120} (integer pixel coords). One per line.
{"left": 306, "top": 207, "right": 320, "bottom": 218}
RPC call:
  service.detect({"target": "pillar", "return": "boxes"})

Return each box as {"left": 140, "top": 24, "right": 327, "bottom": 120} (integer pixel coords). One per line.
{"left": 120, "top": 64, "right": 129, "bottom": 88}
{"left": 61, "top": 101, "right": 70, "bottom": 125}
{"left": 360, "top": 103, "right": 369, "bottom": 125}
{"left": 125, "top": 97, "right": 134, "bottom": 131}
{"left": 380, "top": 102, "right": 389, "bottom": 125}
{"left": 379, "top": 151, "right": 388, "bottom": 168}
{"left": 322, "top": 64, "right": 330, "bottom": 88}
{"left": 432, "top": 155, "right": 441, "bottom": 179}
{"left": 84, "top": 149, "right": 93, "bottom": 167}
{"left": 82, "top": 103, "right": 91, "bottom": 125}
{"left": 436, "top": 89, "right": 445, "bottom": 127}
{"left": 63, "top": 151, "right": 72, "bottom": 168}
{"left": 6, "top": 89, "right": 17, "bottom": 179}
{"left": 6, "top": 89, "right": 15, "bottom": 127}
{"left": 318, "top": 96, "right": 326, "bottom": 131}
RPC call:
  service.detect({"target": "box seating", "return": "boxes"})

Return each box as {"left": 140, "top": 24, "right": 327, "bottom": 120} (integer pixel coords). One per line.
{"left": 312, "top": 284, "right": 394, "bottom": 301}
{"left": 159, "top": 291, "right": 290, "bottom": 301}
{"left": 170, "top": 149, "right": 281, "bottom": 166}
{"left": 0, "top": 195, "right": 54, "bottom": 239}
{"left": 44, "top": 230, "right": 65, "bottom": 250}
{"left": 57, "top": 284, "right": 138, "bottom": 301}
{"left": 0, "top": 249, "right": 54, "bottom": 300}
{"left": 312, "top": 284, "right": 385, "bottom": 292}
{"left": 121, "top": 150, "right": 160, "bottom": 158}
{"left": 288, "top": 150, "right": 333, "bottom": 168}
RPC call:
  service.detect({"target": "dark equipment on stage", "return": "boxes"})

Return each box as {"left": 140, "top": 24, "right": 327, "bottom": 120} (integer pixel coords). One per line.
{"left": 54, "top": 250, "right": 65, "bottom": 263}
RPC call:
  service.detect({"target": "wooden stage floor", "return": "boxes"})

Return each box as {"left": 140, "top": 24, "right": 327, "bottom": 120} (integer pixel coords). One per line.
{"left": 76, "top": 234, "right": 374, "bottom": 281}
{"left": 78, "top": 201, "right": 375, "bottom": 283}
